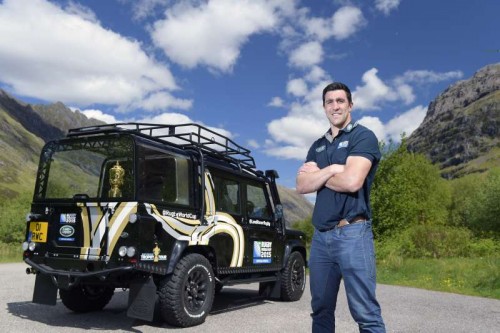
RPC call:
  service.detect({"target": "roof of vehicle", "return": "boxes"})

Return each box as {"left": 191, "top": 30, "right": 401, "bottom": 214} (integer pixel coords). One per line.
{"left": 67, "top": 122, "right": 257, "bottom": 174}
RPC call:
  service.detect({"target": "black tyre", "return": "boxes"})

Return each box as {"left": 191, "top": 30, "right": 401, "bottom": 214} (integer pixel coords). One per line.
{"left": 158, "top": 254, "right": 215, "bottom": 327}
{"left": 59, "top": 284, "right": 114, "bottom": 312}
{"left": 280, "top": 251, "right": 306, "bottom": 301}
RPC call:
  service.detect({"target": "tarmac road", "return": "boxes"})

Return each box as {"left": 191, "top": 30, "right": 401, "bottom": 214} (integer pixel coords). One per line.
{"left": 1, "top": 262, "right": 499, "bottom": 332}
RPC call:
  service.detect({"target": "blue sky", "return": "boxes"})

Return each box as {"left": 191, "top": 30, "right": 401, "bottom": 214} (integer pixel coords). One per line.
{"left": 0, "top": 0, "right": 499, "bottom": 190}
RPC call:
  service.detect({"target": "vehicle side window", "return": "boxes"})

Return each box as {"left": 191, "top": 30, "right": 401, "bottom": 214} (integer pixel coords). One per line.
{"left": 138, "top": 146, "right": 191, "bottom": 205}
{"left": 246, "top": 183, "right": 271, "bottom": 220}
{"left": 213, "top": 176, "right": 240, "bottom": 214}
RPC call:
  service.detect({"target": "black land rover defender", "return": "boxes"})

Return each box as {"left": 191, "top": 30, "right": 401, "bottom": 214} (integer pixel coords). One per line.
{"left": 22, "top": 123, "right": 307, "bottom": 327}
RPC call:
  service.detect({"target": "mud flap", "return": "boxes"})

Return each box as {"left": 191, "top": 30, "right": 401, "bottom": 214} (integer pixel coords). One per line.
{"left": 33, "top": 273, "right": 58, "bottom": 305}
{"left": 269, "top": 276, "right": 282, "bottom": 299}
{"left": 127, "top": 276, "right": 157, "bottom": 322}
{"left": 260, "top": 273, "right": 282, "bottom": 300}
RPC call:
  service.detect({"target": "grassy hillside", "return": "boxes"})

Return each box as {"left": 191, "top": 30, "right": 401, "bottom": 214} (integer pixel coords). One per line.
{"left": 0, "top": 109, "right": 42, "bottom": 200}
{"left": 278, "top": 184, "right": 313, "bottom": 226}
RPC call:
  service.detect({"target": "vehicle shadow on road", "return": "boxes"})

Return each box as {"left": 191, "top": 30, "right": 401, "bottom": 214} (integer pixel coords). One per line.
{"left": 210, "top": 286, "right": 270, "bottom": 315}
{"left": 7, "top": 287, "right": 270, "bottom": 330}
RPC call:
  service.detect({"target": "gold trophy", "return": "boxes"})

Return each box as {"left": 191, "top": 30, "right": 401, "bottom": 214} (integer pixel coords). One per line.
{"left": 108, "top": 161, "right": 125, "bottom": 198}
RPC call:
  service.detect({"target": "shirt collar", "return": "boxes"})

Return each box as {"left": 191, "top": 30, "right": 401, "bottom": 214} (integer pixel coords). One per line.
{"left": 323, "top": 120, "right": 358, "bottom": 143}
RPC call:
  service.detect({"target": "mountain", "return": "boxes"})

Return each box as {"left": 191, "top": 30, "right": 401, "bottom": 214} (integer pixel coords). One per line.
{"left": 0, "top": 90, "right": 104, "bottom": 200}
{"left": 407, "top": 63, "right": 500, "bottom": 178}
{"left": 0, "top": 90, "right": 313, "bottom": 223}
{"left": 278, "top": 185, "right": 313, "bottom": 226}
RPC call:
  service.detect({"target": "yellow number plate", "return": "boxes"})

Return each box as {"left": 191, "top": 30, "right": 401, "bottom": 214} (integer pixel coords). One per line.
{"left": 29, "top": 222, "right": 48, "bottom": 243}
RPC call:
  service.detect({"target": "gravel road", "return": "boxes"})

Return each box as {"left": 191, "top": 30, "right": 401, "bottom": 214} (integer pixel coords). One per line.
{"left": 1, "top": 262, "right": 499, "bottom": 332}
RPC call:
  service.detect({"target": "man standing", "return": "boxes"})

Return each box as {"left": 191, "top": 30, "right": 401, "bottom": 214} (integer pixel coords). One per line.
{"left": 296, "top": 82, "right": 385, "bottom": 332}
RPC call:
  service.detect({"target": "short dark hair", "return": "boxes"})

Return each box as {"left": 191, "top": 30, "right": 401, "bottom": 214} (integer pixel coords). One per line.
{"left": 322, "top": 82, "right": 352, "bottom": 106}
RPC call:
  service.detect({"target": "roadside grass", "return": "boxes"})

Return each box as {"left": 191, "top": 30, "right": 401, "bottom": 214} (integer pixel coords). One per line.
{"left": 377, "top": 256, "right": 500, "bottom": 300}
{"left": 0, "top": 243, "right": 22, "bottom": 263}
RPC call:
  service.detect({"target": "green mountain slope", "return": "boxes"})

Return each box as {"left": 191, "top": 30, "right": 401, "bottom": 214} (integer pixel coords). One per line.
{"left": 0, "top": 109, "right": 43, "bottom": 200}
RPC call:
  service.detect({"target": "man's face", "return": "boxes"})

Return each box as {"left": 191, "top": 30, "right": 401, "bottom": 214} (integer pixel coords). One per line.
{"left": 323, "top": 89, "right": 352, "bottom": 129}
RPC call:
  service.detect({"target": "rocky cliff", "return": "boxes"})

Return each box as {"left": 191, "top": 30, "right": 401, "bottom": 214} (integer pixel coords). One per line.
{"left": 407, "top": 63, "right": 500, "bottom": 178}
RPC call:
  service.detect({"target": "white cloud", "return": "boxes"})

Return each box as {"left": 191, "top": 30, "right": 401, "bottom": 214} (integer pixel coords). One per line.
{"left": 353, "top": 68, "right": 465, "bottom": 111}
{"left": 268, "top": 96, "right": 285, "bottom": 108}
{"left": 138, "top": 113, "right": 234, "bottom": 142}
{"left": 331, "top": 6, "right": 366, "bottom": 40}
{"left": 125, "top": 0, "right": 167, "bottom": 21}
{"left": 263, "top": 66, "right": 434, "bottom": 160}
{"left": 353, "top": 68, "right": 419, "bottom": 110}
{"left": 302, "top": 16, "right": 332, "bottom": 42}
{"left": 305, "top": 66, "right": 328, "bottom": 82}
{"left": 151, "top": 0, "right": 280, "bottom": 72}
{"left": 247, "top": 139, "right": 260, "bottom": 149}
{"left": 127, "top": 91, "right": 193, "bottom": 112}
{"left": 395, "top": 70, "right": 464, "bottom": 85}
{"left": 65, "top": 1, "right": 99, "bottom": 23}
{"left": 266, "top": 115, "right": 326, "bottom": 159}
{"left": 0, "top": 0, "right": 178, "bottom": 111}
{"left": 287, "top": 78, "right": 308, "bottom": 97}
{"left": 289, "top": 41, "right": 324, "bottom": 68}
{"left": 357, "top": 116, "right": 385, "bottom": 141}
{"left": 353, "top": 68, "right": 396, "bottom": 110}
{"left": 384, "top": 105, "right": 427, "bottom": 142}
{"left": 81, "top": 109, "right": 118, "bottom": 124}
{"left": 139, "top": 112, "right": 194, "bottom": 125}
{"left": 300, "top": 5, "right": 366, "bottom": 42}
{"left": 375, "top": 0, "right": 401, "bottom": 15}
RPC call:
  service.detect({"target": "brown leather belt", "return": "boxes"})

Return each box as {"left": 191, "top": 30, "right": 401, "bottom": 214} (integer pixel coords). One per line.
{"left": 318, "top": 216, "right": 366, "bottom": 232}
{"left": 337, "top": 216, "right": 366, "bottom": 228}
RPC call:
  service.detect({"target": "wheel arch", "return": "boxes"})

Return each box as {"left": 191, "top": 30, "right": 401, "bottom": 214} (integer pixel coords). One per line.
{"left": 167, "top": 243, "right": 217, "bottom": 275}
{"left": 283, "top": 241, "right": 307, "bottom": 269}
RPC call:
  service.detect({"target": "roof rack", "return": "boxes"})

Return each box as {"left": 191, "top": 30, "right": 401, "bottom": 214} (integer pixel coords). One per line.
{"left": 67, "top": 122, "right": 256, "bottom": 170}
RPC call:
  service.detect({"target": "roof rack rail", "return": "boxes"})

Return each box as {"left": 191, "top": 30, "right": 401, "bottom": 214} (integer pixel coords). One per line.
{"left": 68, "top": 122, "right": 256, "bottom": 170}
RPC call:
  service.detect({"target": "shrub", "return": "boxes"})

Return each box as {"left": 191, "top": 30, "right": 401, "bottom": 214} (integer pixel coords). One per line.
{"left": 0, "top": 192, "right": 32, "bottom": 244}
{"left": 292, "top": 217, "right": 314, "bottom": 248}
{"left": 376, "top": 224, "right": 499, "bottom": 259}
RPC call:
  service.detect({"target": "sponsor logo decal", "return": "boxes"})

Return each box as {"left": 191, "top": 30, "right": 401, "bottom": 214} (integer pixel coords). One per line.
{"left": 60, "top": 213, "right": 77, "bottom": 223}
{"left": 140, "top": 253, "right": 167, "bottom": 261}
{"left": 249, "top": 219, "right": 271, "bottom": 227}
{"left": 253, "top": 241, "right": 272, "bottom": 264}
{"left": 162, "top": 209, "right": 197, "bottom": 220}
{"left": 338, "top": 141, "right": 349, "bottom": 149}
{"left": 59, "top": 225, "right": 75, "bottom": 237}
{"left": 316, "top": 145, "right": 326, "bottom": 153}
{"left": 141, "top": 244, "right": 167, "bottom": 261}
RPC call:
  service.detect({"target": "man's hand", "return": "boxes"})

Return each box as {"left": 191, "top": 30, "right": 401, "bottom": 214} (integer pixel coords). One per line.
{"left": 298, "top": 161, "right": 320, "bottom": 174}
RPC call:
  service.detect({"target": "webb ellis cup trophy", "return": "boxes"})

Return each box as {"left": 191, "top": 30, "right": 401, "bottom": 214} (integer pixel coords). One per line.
{"left": 108, "top": 161, "right": 125, "bottom": 198}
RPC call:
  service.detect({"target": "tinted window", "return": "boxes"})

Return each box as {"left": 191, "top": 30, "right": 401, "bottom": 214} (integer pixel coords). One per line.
{"left": 213, "top": 176, "right": 240, "bottom": 214}
{"left": 246, "top": 183, "right": 271, "bottom": 220}
{"left": 138, "top": 145, "right": 191, "bottom": 205}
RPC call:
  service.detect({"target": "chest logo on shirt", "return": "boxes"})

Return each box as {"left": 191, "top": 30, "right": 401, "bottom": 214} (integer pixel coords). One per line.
{"left": 316, "top": 145, "right": 326, "bottom": 153}
{"left": 338, "top": 141, "right": 349, "bottom": 149}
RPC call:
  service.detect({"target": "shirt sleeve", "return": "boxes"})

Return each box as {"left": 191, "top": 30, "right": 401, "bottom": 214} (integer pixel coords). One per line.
{"left": 305, "top": 140, "right": 318, "bottom": 163}
{"left": 348, "top": 129, "right": 381, "bottom": 163}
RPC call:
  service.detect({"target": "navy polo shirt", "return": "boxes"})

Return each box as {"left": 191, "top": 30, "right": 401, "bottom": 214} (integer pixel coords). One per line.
{"left": 305, "top": 121, "right": 381, "bottom": 231}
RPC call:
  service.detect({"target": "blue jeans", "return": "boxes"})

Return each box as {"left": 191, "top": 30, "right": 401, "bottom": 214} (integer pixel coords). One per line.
{"left": 309, "top": 221, "right": 385, "bottom": 333}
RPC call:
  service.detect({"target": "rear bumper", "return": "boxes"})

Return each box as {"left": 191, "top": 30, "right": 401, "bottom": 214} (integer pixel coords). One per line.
{"left": 24, "top": 257, "right": 133, "bottom": 279}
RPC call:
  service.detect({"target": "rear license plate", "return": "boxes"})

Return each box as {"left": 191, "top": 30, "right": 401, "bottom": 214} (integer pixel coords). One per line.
{"left": 29, "top": 222, "right": 48, "bottom": 243}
